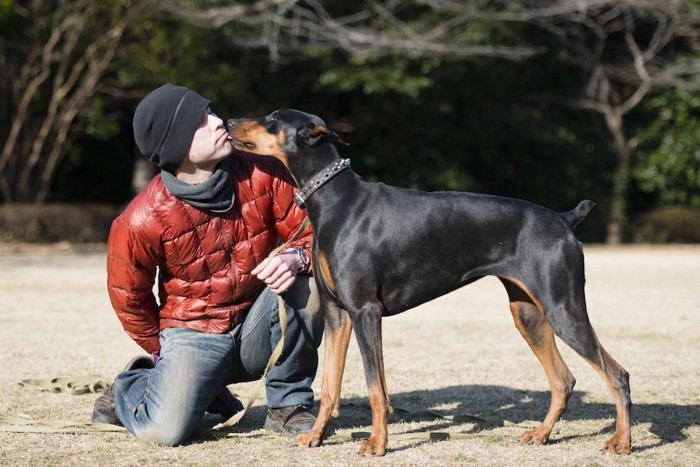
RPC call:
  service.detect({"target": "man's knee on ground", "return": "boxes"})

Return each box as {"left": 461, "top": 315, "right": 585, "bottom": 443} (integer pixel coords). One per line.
{"left": 134, "top": 420, "right": 193, "bottom": 446}
{"left": 134, "top": 412, "right": 198, "bottom": 446}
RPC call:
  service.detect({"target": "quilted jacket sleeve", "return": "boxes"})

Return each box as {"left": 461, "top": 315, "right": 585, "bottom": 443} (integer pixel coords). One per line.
{"left": 106, "top": 216, "right": 162, "bottom": 354}
{"left": 269, "top": 160, "right": 314, "bottom": 271}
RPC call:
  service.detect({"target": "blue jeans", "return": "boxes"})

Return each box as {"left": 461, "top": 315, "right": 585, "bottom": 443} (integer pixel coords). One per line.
{"left": 112, "top": 276, "right": 322, "bottom": 445}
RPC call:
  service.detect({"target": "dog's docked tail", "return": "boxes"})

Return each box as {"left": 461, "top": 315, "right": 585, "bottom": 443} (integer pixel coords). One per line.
{"left": 562, "top": 200, "right": 596, "bottom": 230}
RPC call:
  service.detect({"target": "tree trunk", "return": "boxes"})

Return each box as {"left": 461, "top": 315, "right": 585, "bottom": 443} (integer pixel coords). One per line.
{"left": 607, "top": 143, "right": 632, "bottom": 245}
{"left": 603, "top": 107, "right": 632, "bottom": 245}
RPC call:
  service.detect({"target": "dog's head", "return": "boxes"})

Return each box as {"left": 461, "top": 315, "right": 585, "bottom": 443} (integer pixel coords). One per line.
{"left": 226, "top": 109, "right": 347, "bottom": 179}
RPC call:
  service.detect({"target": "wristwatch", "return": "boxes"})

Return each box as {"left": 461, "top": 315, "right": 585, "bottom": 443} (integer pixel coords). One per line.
{"left": 284, "top": 247, "right": 310, "bottom": 273}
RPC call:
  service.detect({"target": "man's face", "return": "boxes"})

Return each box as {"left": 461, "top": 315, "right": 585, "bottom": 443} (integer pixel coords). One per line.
{"left": 186, "top": 108, "right": 233, "bottom": 171}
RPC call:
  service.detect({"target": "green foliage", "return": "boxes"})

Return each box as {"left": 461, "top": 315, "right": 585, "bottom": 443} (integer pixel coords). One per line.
{"left": 634, "top": 88, "right": 700, "bottom": 208}
{"left": 115, "top": 14, "right": 247, "bottom": 101}
{"left": 0, "top": 0, "right": 18, "bottom": 40}
{"left": 316, "top": 54, "right": 437, "bottom": 98}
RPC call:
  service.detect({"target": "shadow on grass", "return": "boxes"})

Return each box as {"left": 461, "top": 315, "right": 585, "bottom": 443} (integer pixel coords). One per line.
{"left": 208, "top": 385, "right": 697, "bottom": 451}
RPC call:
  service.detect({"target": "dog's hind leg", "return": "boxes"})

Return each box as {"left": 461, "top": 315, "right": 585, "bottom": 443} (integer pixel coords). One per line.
{"left": 294, "top": 301, "right": 353, "bottom": 449}
{"left": 584, "top": 344, "right": 631, "bottom": 454}
{"left": 501, "top": 278, "right": 576, "bottom": 446}
{"left": 505, "top": 272, "right": 632, "bottom": 454}
{"left": 544, "top": 297, "right": 632, "bottom": 454}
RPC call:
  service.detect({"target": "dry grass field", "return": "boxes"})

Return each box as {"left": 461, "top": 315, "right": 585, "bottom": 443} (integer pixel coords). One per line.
{"left": 0, "top": 243, "right": 698, "bottom": 466}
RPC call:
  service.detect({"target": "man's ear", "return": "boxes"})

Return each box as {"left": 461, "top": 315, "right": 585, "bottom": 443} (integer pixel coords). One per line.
{"left": 304, "top": 126, "right": 349, "bottom": 146}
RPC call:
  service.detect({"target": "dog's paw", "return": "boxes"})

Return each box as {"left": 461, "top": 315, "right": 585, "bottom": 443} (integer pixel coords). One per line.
{"left": 292, "top": 432, "right": 322, "bottom": 448}
{"left": 519, "top": 428, "right": 550, "bottom": 446}
{"left": 358, "top": 436, "right": 387, "bottom": 457}
{"left": 604, "top": 432, "right": 631, "bottom": 455}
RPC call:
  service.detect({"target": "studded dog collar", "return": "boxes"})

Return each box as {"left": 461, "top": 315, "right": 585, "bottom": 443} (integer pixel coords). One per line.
{"left": 293, "top": 158, "right": 351, "bottom": 208}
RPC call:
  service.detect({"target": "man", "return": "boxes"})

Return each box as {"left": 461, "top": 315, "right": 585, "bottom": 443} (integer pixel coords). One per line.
{"left": 92, "top": 83, "right": 322, "bottom": 446}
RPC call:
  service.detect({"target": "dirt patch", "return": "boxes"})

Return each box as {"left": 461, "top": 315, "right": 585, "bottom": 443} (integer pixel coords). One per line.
{"left": 0, "top": 244, "right": 698, "bottom": 466}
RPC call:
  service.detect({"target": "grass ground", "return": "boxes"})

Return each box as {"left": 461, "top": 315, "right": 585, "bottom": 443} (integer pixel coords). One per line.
{"left": 0, "top": 244, "right": 698, "bottom": 466}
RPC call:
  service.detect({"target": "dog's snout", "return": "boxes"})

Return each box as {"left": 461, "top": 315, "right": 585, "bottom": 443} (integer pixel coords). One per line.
{"left": 225, "top": 119, "right": 237, "bottom": 130}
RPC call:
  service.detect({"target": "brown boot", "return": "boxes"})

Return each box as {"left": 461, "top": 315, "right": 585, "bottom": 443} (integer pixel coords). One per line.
{"left": 91, "top": 383, "right": 120, "bottom": 425}
{"left": 264, "top": 405, "right": 316, "bottom": 437}
{"left": 91, "top": 355, "right": 155, "bottom": 425}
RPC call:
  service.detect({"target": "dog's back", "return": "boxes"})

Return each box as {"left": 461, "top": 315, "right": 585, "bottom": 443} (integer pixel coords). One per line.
{"left": 314, "top": 175, "right": 589, "bottom": 316}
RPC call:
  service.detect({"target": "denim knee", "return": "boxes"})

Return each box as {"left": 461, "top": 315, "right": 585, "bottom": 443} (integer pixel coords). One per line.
{"left": 134, "top": 420, "right": 192, "bottom": 446}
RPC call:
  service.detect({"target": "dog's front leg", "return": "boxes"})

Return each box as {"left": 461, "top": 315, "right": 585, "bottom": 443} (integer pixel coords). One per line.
{"left": 352, "top": 302, "right": 392, "bottom": 457}
{"left": 294, "top": 301, "right": 352, "bottom": 448}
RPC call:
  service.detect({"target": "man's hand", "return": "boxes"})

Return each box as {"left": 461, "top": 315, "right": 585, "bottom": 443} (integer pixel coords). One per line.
{"left": 252, "top": 252, "right": 300, "bottom": 294}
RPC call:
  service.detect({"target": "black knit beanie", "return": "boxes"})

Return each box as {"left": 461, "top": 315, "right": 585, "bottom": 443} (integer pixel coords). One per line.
{"left": 133, "top": 84, "right": 211, "bottom": 173}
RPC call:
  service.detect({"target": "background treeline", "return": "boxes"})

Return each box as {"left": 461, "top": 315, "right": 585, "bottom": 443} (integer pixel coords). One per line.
{"left": 1, "top": 0, "right": 699, "bottom": 243}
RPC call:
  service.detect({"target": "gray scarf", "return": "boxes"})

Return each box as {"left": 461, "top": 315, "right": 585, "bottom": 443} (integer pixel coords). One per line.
{"left": 160, "top": 161, "right": 235, "bottom": 213}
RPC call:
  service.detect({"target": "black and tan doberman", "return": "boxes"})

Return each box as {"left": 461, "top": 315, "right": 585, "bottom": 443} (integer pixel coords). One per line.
{"left": 226, "top": 109, "right": 631, "bottom": 456}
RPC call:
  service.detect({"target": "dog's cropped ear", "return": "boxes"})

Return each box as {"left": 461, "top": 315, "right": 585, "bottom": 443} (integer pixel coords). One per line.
{"left": 304, "top": 126, "right": 349, "bottom": 147}
{"left": 303, "top": 126, "right": 331, "bottom": 147}
{"left": 330, "top": 129, "right": 349, "bottom": 146}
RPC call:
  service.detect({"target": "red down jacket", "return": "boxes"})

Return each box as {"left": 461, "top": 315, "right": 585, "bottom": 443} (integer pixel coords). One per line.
{"left": 106, "top": 151, "right": 313, "bottom": 354}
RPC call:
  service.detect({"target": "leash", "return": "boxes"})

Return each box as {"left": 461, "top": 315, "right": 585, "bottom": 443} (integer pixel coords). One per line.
{"left": 214, "top": 216, "right": 311, "bottom": 430}
{"left": 18, "top": 375, "right": 111, "bottom": 396}
{"left": 2, "top": 375, "right": 126, "bottom": 433}
{"left": 0, "top": 416, "right": 127, "bottom": 434}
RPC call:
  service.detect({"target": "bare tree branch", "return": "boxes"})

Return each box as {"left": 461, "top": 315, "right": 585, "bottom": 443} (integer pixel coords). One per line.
{"left": 36, "top": 7, "right": 135, "bottom": 203}
{"left": 0, "top": 5, "right": 65, "bottom": 182}
{"left": 0, "top": 0, "right": 141, "bottom": 203}
{"left": 161, "top": 0, "right": 547, "bottom": 60}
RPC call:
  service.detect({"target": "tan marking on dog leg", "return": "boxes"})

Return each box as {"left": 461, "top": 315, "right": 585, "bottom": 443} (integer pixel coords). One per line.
{"left": 294, "top": 306, "right": 352, "bottom": 448}
{"left": 316, "top": 251, "right": 337, "bottom": 294}
{"left": 501, "top": 278, "right": 575, "bottom": 446}
{"left": 359, "top": 377, "right": 390, "bottom": 457}
{"left": 502, "top": 277, "right": 631, "bottom": 454}
{"left": 586, "top": 350, "right": 632, "bottom": 454}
